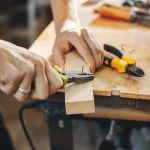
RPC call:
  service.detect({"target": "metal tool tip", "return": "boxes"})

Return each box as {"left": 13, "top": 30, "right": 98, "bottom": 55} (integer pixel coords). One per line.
{"left": 127, "top": 66, "right": 145, "bottom": 77}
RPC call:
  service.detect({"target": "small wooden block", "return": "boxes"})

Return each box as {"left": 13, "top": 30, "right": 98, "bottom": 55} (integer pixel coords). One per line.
{"left": 65, "top": 51, "right": 95, "bottom": 114}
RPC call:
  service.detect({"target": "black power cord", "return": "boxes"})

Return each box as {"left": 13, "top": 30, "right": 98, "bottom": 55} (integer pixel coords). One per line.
{"left": 19, "top": 101, "right": 66, "bottom": 150}
{"left": 19, "top": 102, "right": 40, "bottom": 150}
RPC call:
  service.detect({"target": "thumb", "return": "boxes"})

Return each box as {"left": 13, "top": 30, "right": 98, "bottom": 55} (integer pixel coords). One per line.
{"left": 52, "top": 45, "right": 65, "bottom": 70}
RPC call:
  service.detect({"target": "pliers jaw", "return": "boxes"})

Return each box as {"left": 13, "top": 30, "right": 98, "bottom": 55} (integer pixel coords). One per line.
{"left": 126, "top": 65, "right": 145, "bottom": 77}
{"left": 62, "top": 72, "right": 94, "bottom": 84}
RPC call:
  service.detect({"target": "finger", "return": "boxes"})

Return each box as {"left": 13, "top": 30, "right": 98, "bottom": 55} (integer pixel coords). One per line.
{"left": 45, "top": 60, "right": 63, "bottom": 95}
{"left": 52, "top": 41, "right": 71, "bottom": 70}
{"left": 68, "top": 32, "right": 96, "bottom": 73}
{"left": 13, "top": 66, "right": 35, "bottom": 102}
{"left": 81, "top": 28, "right": 104, "bottom": 69}
{"left": 101, "top": 49, "right": 104, "bottom": 65}
{"left": 30, "top": 61, "right": 49, "bottom": 100}
{"left": 53, "top": 45, "right": 65, "bottom": 69}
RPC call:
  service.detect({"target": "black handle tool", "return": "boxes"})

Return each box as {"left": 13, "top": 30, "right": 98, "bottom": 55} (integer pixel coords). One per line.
{"left": 103, "top": 44, "right": 145, "bottom": 77}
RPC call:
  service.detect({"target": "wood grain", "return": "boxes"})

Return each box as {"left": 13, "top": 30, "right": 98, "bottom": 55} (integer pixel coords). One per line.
{"left": 78, "top": 1, "right": 150, "bottom": 100}
{"left": 65, "top": 51, "right": 95, "bottom": 114}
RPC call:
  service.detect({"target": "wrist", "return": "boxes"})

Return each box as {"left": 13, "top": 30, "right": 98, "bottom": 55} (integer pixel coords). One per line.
{"left": 55, "top": 19, "right": 80, "bottom": 34}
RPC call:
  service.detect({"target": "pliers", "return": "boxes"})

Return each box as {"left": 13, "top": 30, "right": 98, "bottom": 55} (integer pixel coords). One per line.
{"left": 31, "top": 65, "right": 94, "bottom": 90}
{"left": 52, "top": 65, "right": 94, "bottom": 87}
{"left": 103, "top": 44, "right": 145, "bottom": 77}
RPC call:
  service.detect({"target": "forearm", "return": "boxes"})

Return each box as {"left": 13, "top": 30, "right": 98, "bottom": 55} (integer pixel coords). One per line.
{"left": 50, "top": 0, "right": 80, "bottom": 33}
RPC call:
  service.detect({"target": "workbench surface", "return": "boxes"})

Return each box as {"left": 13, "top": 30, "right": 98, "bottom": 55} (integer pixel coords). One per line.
{"left": 30, "top": 0, "right": 150, "bottom": 121}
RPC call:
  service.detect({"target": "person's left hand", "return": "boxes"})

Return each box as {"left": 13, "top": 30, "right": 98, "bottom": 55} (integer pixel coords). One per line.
{"left": 52, "top": 19, "right": 104, "bottom": 73}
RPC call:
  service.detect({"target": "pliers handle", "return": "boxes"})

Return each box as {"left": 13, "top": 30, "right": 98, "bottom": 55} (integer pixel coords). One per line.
{"left": 104, "top": 44, "right": 136, "bottom": 65}
{"left": 103, "top": 44, "right": 144, "bottom": 77}
{"left": 103, "top": 44, "right": 136, "bottom": 73}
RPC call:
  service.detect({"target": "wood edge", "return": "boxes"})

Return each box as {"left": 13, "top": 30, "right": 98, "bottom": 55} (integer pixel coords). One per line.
{"left": 120, "top": 93, "right": 150, "bottom": 100}
{"left": 93, "top": 90, "right": 111, "bottom": 96}
{"left": 94, "top": 90, "right": 150, "bottom": 100}
{"left": 66, "top": 100, "right": 95, "bottom": 115}
{"left": 83, "top": 107, "right": 150, "bottom": 121}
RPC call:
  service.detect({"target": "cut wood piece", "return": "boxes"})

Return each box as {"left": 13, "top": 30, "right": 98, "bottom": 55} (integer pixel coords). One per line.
{"left": 65, "top": 51, "right": 95, "bottom": 114}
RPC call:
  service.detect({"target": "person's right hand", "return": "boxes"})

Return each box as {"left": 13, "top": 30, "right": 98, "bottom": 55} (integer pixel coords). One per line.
{"left": 0, "top": 40, "right": 63, "bottom": 102}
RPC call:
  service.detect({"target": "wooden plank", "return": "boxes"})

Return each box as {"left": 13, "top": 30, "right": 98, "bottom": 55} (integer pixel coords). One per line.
{"left": 65, "top": 51, "right": 95, "bottom": 114}
{"left": 84, "top": 108, "right": 150, "bottom": 122}
{"left": 29, "top": 23, "right": 95, "bottom": 115}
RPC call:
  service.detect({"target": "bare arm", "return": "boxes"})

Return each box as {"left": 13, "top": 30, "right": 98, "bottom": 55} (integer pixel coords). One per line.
{"left": 0, "top": 40, "right": 63, "bottom": 102}
{"left": 51, "top": 0, "right": 80, "bottom": 33}
{"left": 50, "top": 0, "right": 104, "bottom": 73}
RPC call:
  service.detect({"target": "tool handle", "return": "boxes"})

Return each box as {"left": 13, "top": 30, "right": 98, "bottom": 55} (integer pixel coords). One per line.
{"left": 104, "top": 56, "right": 127, "bottom": 73}
{"left": 104, "top": 44, "right": 124, "bottom": 58}
{"left": 99, "top": 4, "right": 137, "bottom": 21}
{"left": 103, "top": 56, "right": 112, "bottom": 67}
{"left": 104, "top": 44, "right": 136, "bottom": 65}
{"left": 100, "top": 4, "right": 132, "bottom": 21}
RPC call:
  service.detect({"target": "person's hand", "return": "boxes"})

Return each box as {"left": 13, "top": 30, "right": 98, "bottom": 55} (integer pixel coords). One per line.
{"left": 52, "top": 20, "right": 104, "bottom": 73}
{"left": 0, "top": 40, "right": 63, "bottom": 102}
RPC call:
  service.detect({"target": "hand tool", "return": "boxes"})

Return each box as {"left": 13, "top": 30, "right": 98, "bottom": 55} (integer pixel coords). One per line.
{"left": 123, "top": 0, "right": 148, "bottom": 8}
{"left": 31, "top": 65, "right": 94, "bottom": 90}
{"left": 53, "top": 65, "right": 94, "bottom": 86}
{"left": 99, "top": 120, "right": 117, "bottom": 150}
{"left": 95, "top": 4, "right": 150, "bottom": 27}
{"left": 103, "top": 44, "right": 145, "bottom": 77}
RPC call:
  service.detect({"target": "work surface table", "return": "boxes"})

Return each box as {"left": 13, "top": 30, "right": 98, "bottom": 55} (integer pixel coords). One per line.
{"left": 30, "top": 0, "right": 150, "bottom": 121}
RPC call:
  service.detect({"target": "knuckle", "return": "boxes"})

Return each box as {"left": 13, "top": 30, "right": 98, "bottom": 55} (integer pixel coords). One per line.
{"left": 82, "top": 27, "right": 88, "bottom": 32}
{"left": 32, "top": 91, "right": 49, "bottom": 100}
{"left": 12, "top": 72, "right": 22, "bottom": 81}
{"left": 35, "top": 59, "right": 45, "bottom": 69}
{"left": 37, "top": 93, "right": 49, "bottom": 100}
{"left": 26, "top": 64, "right": 35, "bottom": 76}
{"left": 70, "top": 31, "right": 79, "bottom": 37}
{"left": 81, "top": 27, "right": 90, "bottom": 35}
{"left": 57, "top": 41, "right": 65, "bottom": 48}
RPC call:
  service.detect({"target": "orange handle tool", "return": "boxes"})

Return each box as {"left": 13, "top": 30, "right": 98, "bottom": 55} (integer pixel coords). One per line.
{"left": 98, "top": 4, "right": 137, "bottom": 21}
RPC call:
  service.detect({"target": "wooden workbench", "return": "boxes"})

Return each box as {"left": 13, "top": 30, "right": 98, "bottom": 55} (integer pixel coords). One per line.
{"left": 30, "top": 1, "right": 150, "bottom": 121}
